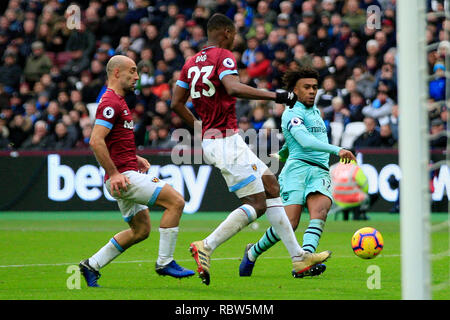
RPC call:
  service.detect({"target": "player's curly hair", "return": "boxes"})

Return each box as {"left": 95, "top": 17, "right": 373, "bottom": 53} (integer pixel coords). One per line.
{"left": 282, "top": 66, "right": 320, "bottom": 91}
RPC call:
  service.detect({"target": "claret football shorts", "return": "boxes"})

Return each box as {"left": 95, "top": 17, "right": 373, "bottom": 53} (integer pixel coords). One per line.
{"left": 202, "top": 133, "right": 268, "bottom": 198}
{"left": 105, "top": 170, "right": 167, "bottom": 222}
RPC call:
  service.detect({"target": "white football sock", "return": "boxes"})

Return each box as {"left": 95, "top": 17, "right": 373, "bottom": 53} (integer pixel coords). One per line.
{"left": 89, "top": 238, "right": 124, "bottom": 271}
{"left": 265, "top": 198, "right": 304, "bottom": 261}
{"left": 157, "top": 227, "right": 179, "bottom": 266}
{"left": 204, "top": 204, "right": 257, "bottom": 252}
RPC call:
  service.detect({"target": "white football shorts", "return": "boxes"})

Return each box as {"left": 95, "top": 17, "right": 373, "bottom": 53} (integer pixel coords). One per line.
{"left": 105, "top": 170, "right": 167, "bottom": 222}
{"left": 202, "top": 133, "right": 268, "bottom": 198}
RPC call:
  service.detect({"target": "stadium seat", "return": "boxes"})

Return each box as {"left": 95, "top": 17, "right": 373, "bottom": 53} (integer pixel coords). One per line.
{"left": 340, "top": 122, "right": 366, "bottom": 149}
{"left": 329, "top": 122, "right": 344, "bottom": 146}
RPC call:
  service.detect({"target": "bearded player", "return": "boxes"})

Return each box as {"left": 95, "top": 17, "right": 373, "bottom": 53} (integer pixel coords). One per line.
{"left": 171, "top": 13, "right": 331, "bottom": 285}
{"left": 79, "top": 55, "right": 194, "bottom": 287}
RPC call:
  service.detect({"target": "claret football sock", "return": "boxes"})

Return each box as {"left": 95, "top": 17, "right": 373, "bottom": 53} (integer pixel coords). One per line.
{"left": 204, "top": 204, "right": 257, "bottom": 252}
{"left": 157, "top": 227, "right": 179, "bottom": 266}
{"left": 89, "top": 237, "right": 124, "bottom": 271}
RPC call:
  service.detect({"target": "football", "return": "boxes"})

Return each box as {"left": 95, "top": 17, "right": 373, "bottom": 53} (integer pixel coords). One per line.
{"left": 351, "top": 227, "right": 384, "bottom": 259}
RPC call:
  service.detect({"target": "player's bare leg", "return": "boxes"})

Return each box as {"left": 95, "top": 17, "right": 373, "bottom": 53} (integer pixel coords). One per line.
{"left": 114, "top": 209, "right": 151, "bottom": 250}
{"left": 79, "top": 209, "right": 150, "bottom": 287}
{"left": 241, "top": 174, "right": 331, "bottom": 278}
{"left": 294, "top": 192, "right": 332, "bottom": 277}
{"left": 241, "top": 172, "right": 310, "bottom": 276}
{"left": 155, "top": 184, "right": 185, "bottom": 228}
{"left": 261, "top": 172, "right": 305, "bottom": 262}
{"left": 153, "top": 184, "right": 195, "bottom": 278}
{"left": 190, "top": 191, "right": 263, "bottom": 285}
{"left": 304, "top": 192, "right": 331, "bottom": 253}
{"left": 284, "top": 204, "right": 302, "bottom": 231}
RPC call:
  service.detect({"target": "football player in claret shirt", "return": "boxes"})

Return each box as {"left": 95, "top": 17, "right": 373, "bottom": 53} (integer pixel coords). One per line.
{"left": 79, "top": 55, "right": 194, "bottom": 287}
{"left": 171, "top": 13, "right": 331, "bottom": 286}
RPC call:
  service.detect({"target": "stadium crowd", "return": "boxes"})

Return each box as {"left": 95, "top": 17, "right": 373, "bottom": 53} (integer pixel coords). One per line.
{"left": 0, "top": 0, "right": 447, "bottom": 151}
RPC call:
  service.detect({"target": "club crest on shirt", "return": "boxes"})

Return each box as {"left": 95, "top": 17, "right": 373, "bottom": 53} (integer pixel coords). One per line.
{"left": 103, "top": 107, "right": 114, "bottom": 119}
{"left": 152, "top": 177, "right": 160, "bottom": 183}
{"left": 251, "top": 164, "right": 257, "bottom": 171}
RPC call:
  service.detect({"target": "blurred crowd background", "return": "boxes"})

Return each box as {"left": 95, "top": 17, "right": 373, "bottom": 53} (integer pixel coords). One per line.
{"left": 0, "top": 0, "right": 447, "bottom": 152}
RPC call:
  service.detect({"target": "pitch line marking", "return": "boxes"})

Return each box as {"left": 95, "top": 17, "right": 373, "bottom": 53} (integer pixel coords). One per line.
{"left": 0, "top": 254, "right": 404, "bottom": 268}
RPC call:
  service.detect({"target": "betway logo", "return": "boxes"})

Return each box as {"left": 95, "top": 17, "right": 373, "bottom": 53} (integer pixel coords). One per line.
{"left": 356, "top": 153, "right": 449, "bottom": 202}
{"left": 47, "top": 154, "right": 211, "bottom": 213}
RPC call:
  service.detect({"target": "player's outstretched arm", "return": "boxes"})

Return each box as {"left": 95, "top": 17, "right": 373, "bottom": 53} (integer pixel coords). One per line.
{"left": 171, "top": 84, "right": 199, "bottom": 128}
{"left": 290, "top": 122, "right": 342, "bottom": 155}
{"left": 337, "top": 149, "right": 357, "bottom": 164}
{"left": 90, "top": 124, "right": 130, "bottom": 196}
{"left": 221, "top": 75, "right": 297, "bottom": 107}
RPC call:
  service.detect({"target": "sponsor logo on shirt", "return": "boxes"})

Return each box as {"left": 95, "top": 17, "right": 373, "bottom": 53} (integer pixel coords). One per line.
{"left": 123, "top": 120, "right": 134, "bottom": 129}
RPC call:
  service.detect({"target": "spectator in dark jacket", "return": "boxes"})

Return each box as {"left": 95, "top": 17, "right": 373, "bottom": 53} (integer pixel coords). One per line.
{"left": 99, "top": 5, "right": 125, "bottom": 48}
{"left": 347, "top": 91, "right": 366, "bottom": 122}
{"left": 379, "top": 124, "right": 396, "bottom": 147}
{"left": 20, "top": 120, "right": 51, "bottom": 150}
{"left": 8, "top": 114, "right": 32, "bottom": 149}
{"left": 0, "top": 52, "right": 21, "bottom": 93}
{"left": 65, "top": 22, "right": 96, "bottom": 58}
{"left": 47, "top": 121, "right": 77, "bottom": 150}
{"left": 354, "top": 117, "right": 382, "bottom": 148}
{"left": 315, "top": 75, "right": 341, "bottom": 109}
{"left": 430, "top": 118, "right": 447, "bottom": 149}
{"left": 61, "top": 49, "right": 90, "bottom": 79}
{"left": 332, "top": 55, "right": 352, "bottom": 88}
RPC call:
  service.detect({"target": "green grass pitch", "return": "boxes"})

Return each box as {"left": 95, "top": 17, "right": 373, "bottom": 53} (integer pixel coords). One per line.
{"left": 0, "top": 211, "right": 448, "bottom": 300}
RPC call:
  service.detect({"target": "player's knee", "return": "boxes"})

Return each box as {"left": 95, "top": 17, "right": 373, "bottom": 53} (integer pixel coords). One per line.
{"left": 253, "top": 202, "right": 267, "bottom": 217}
{"left": 169, "top": 195, "right": 185, "bottom": 215}
{"left": 134, "top": 225, "right": 150, "bottom": 243}
{"left": 290, "top": 218, "right": 299, "bottom": 231}
{"left": 263, "top": 176, "right": 280, "bottom": 198}
{"left": 311, "top": 208, "right": 328, "bottom": 221}
{"left": 175, "top": 195, "right": 185, "bottom": 212}
{"left": 266, "top": 184, "right": 280, "bottom": 198}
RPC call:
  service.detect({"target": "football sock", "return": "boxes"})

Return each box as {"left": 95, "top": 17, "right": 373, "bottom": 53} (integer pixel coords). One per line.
{"left": 261, "top": 197, "right": 304, "bottom": 261}
{"left": 89, "top": 237, "right": 124, "bottom": 271}
{"left": 248, "top": 226, "right": 279, "bottom": 262}
{"left": 204, "top": 204, "right": 257, "bottom": 252}
{"left": 157, "top": 227, "right": 179, "bottom": 266}
{"left": 302, "top": 219, "right": 325, "bottom": 253}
